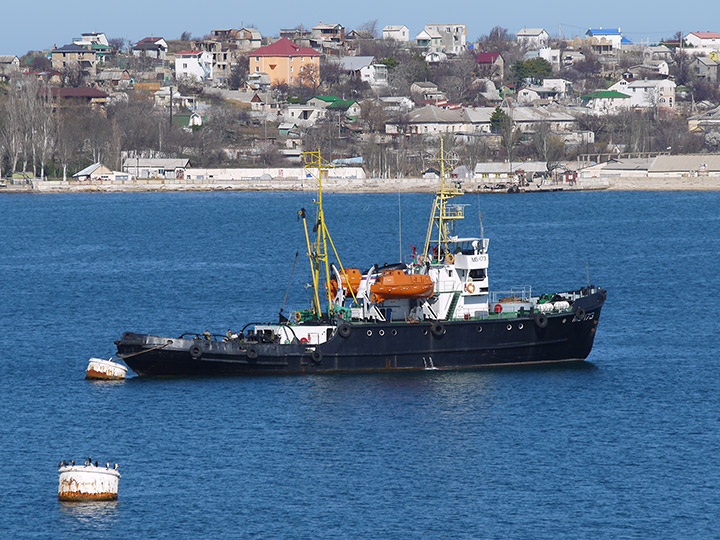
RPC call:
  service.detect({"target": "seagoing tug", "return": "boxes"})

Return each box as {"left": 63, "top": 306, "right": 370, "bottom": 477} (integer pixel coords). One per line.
{"left": 116, "top": 141, "right": 606, "bottom": 376}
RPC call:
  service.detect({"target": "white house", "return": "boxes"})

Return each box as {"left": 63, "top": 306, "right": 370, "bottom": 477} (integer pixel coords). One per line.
{"left": 685, "top": 31, "right": 720, "bottom": 49}
{"left": 516, "top": 28, "right": 549, "bottom": 48}
{"left": 283, "top": 104, "right": 327, "bottom": 127}
{"left": 524, "top": 47, "right": 560, "bottom": 70}
{"left": 338, "top": 56, "right": 388, "bottom": 86}
{"left": 0, "top": 55, "right": 20, "bottom": 77}
{"left": 175, "top": 50, "right": 213, "bottom": 81}
{"left": 382, "top": 25, "right": 410, "bottom": 42}
{"left": 73, "top": 32, "right": 109, "bottom": 47}
{"left": 580, "top": 90, "right": 631, "bottom": 115}
{"left": 415, "top": 28, "right": 443, "bottom": 51}
{"left": 609, "top": 79, "right": 676, "bottom": 109}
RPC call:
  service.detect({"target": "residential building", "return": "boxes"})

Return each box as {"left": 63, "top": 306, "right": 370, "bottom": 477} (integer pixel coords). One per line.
{"left": 195, "top": 39, "right": 240, "bottom": 82}
{"left": 580, "top": 90, "right": 631, "bottom": 115}
{"left": 73, "top": 32, "right": 109, "bottom": 47}
{"left": 684, "top": 31, "right": 720, "bottom": 49}
{"left": 516, "top": 28, "right": 549, "bottom": 48}
{"left": 524, "top": 47, "right": 560, "bottom": 70}
{"left": 0, "top": 55, "right": 20, "bottom": 78}
{"left": 425, "top": 51, "right": 447, "bottom": 64}
{"left": 48, "top": 87, "right": 108, "bottom": 110}
{"left": 132, "top": 37, "right": 168, "bottom": 60}
{"left": 383, "top": 25, "right": 410, "bottom": 42}
{"left": 50, "top": 43, "right": 99, "bottom": 77}
{"left": 585, "top": 28, "right": 624, "bottom": 54}
{"left": 307, "top": 95, "right": 361, "bottom": 117}
{"left": 608, "top": 78, "right": 676, "bottom": 109}
{"left": 475, "top": 52, "right": 504, "bottom": 79}
{"left": 643, "top": 45, "right": 673, "bottom": 62}
{"left": 423, "top": 24, "right": 467, "bottom": 55}
{"left": 153, "top": 86, "right": 196, "bottom": 109}
{"left": 690, "top": 56, "right": 719, "bottom": 82}
{"left": 249, "top": 38, "right": 321, "bottom": 86}
{"left": 410, "top": 81, "right": 444, "bottom": 101}
{"left": 283, "top": 104, "right": 327, "bottom": 126}
{"left": 210, "top": 28, "right": 262, "bottom": 51}
{"left": 175, "top": 50, "right": 213, "bottom": 81}
{"left": 688, "top": 105, "right": 720, "bottom": 132}
{"left": 311, "top": 23, "right": 345, "bottom": 43}
{"left": 95, "top": 69, "right": 133, "bottom": 89}
{"left": 415, "top": 28, "right": 442, "bottom": 51}
{"left": 338, "top": 56, "right": 388, "bottom": 86}
{"left": 386, "top": 105, "right": 466, "bottom": 135}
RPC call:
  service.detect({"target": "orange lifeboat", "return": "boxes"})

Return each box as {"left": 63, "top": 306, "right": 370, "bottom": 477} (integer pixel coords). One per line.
{"left": 328, "top": 268, "right": 363, "bottom": 297}
{"left": 369, "top": 269, "right": 434, "bottom": 302}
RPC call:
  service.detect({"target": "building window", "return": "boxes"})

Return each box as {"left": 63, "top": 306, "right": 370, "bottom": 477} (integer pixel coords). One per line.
{"left": 290, "top": 66, "right": 293, "bottom": 73}
{"left": 183, "top": 63, "right": 187, "bottom": 68}
{"left": 256, "top": 57, "right": 259, "bottom": 61}
{"left": 290, "top": 76, "right": 294, "bottom": 83}
{"left": 255, "top": 66, "right": 259, "bottom": 72}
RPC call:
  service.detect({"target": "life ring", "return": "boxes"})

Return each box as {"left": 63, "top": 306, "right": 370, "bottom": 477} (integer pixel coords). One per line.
{"left": 494, "top": 303, "right": 503, "bottom": 313}
{"left": 311, "top": 349, "right": 322, "bottom": 364}
{"left": 446, "top": 253, "right": 455, "bottom": 264}
{"left": 370, "top": 293, "right": 380, "bottom": 303}
{"left": 338, "top": 323, "right": 351, "bottom": 338}
{"left": 431, "top": 321, "right": 445, "bottom": 337}
{"left": 534, "top": 313, "right": 548, "bottom": 328}
{"left": 465, "top": 282, "right": 475, "bottom": 293}
{"left": 417, "top": 254, "right": 425, "bottom": 263}
{"left": 293, "top": 311, "right": 302, "bottom": 322}
{"left": 246, "top": 347, "right": 258, "bottom": 360}
{"left": 189, "top": 344, "right": 202, "bottom": 359}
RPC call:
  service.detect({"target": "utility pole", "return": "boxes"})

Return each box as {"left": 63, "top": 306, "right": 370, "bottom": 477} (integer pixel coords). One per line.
{"left": 169, "top": 86, "right": 173, "bottom": 127}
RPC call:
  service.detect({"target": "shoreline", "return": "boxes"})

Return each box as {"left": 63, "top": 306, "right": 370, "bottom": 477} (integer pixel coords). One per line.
{"left": 2, "top": 176, "right": 720, "bottom": 193}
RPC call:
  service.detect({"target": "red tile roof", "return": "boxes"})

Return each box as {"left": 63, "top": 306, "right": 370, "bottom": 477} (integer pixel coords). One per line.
{"left": 476, "top": 52, "right": 500, "bottom": 63}
{"left": 689, "top": 31, "right": 720, "bottom": 39}
{"left": 50, "top": 87, "right": 108, "bottom": 98}
{"left": 249, "top": 37, "right": 320, "bottom": 57}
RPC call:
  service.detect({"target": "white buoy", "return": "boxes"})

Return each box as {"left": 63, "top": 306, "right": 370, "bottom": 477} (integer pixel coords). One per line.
{"left": 58, "top": 463, "right": 121, "bottom": 501}
{"left": 86, "top": 358, "right": 127, "bottom": 380}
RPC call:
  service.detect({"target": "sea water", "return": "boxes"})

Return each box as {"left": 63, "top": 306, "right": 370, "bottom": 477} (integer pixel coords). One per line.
{"left": 0, "top": 190, "right": 719, "bottom": 539}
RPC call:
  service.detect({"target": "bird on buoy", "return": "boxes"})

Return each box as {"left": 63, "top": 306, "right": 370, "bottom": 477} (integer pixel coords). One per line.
{"left": 94, "top": 461, "right": 99, "bottom": 467}
{"left": 88, "top": 456, "right": 92, "bottom": 465}
{"left": 84, "top": 460, "right": 89, "bottom": 466}
{"left": 70, "top": 460, "right": 75, "bottom": 466}
{"left": 58, "top": 461, "right": 63, "bottom": 468}
{"left": 113, "top": 463, "right": 119, "bottom": 470}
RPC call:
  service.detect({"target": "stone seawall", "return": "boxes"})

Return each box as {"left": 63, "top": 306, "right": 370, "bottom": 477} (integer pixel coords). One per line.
{"left": 2, "top": 177, "right": 613, "bottom": 194}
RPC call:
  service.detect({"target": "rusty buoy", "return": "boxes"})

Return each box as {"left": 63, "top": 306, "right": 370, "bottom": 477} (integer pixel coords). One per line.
{"left": 86, "top": 358, "right": 127, "bottom": 380}
{"left": 58, "top": 461, "right": 121, "bottom": 501}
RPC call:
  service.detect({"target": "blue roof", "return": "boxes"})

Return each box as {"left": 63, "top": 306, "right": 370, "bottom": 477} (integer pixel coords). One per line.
{"left": 621, "top": 37, "right": 632, "bottom": 44}
{"left": 586, "top": 28, "right": 622, "bottom": 36}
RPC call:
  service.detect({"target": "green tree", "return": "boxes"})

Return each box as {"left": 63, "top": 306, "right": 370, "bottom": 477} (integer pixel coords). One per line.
{"left": 490, "top": 107, "right": 509, "bottom": 133}
{"left": 513, "top": 58, "right": 552, "bottom": 86}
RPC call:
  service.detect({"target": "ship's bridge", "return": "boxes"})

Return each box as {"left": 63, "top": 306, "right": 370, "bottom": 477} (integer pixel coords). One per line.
{"left": 448, "top": 237, "right": 489, "bottom": 271}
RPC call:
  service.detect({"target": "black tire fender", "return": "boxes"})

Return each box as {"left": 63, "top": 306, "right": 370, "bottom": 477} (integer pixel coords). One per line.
{"left": 311, "top": 349, "right": 322, "bottom": 364}
{"left": 189, "top": 344, "right": 202, "bottom": 359}
{"left": 246, "top": 347, "right": 258, "bottom": 360}
{"left": 574, "top": 307, "right": 587, "bottom": 321}
{"left": 431, "top": 321, "right": 445, "bottom": 337}
{"left": 338, "top": 323, "right": 351, "bottom": 338}
{"left": 534, "top": 313, "right": 548, "bottom": 328}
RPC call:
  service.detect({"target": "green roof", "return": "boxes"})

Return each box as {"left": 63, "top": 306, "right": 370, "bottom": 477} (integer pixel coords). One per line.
{"left": 314, "top": 95, "right": 340, "bottom": 103}
{"left": 582, "top": 90, "right": 630, "bottom": 99}
{"left": 327, "top": 99, "right": 356, "bottom": 110}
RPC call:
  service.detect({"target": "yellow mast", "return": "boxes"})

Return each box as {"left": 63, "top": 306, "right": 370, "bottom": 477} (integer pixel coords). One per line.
{"left": 422, "top": 136, "right": 465, "bottom": 263}
{"left": 300, "top": 149, "right": 359, "bottom": 317}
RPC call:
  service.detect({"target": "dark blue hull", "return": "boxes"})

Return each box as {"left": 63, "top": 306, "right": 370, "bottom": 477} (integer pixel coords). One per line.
{"left": 116, "top": 290, "right": 605, "bottom": 376}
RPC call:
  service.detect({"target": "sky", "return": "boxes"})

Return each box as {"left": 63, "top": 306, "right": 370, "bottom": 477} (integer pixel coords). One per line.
{"left": 1, "top": 0, "right": 716, "bottom": 57}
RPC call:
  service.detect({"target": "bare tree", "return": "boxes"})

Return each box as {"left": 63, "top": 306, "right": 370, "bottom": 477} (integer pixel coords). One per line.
{"left": 356, "top": 19, "right": 379, "bottom": 39}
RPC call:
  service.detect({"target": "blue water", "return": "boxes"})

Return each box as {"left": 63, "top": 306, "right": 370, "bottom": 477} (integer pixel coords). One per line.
{"left": 1, "top": 190, "right": 719, "bottom": 539}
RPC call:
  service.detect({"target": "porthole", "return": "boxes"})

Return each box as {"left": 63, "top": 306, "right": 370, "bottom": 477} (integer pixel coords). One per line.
{"left": 379, "top": 329, "right": 385, "bottom": 336}
{"left": 391, "top": 329, "right": 397, "bottom": 336}
{"left": 366, "top": 330, "right": 373, "bottom": 336}
{"left": 518, "top": 323, "right": 524, "bottom": 330}
{"left": 423, "top": 329, "right": 428, "bottom": 335}
{"left": 506, "top": 324, "right": 512, "bottom": 331}
{"left": 477, "top": 326, "right": 483, "bottom": 332}
{"left": 562, "top": 318, "right": 567, "bottom": 324}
